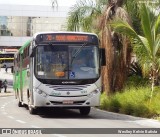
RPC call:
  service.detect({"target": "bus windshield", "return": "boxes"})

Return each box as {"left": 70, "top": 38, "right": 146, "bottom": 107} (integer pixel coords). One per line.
{"left": 35, "top": 45, "right": 99, "bottom": 80}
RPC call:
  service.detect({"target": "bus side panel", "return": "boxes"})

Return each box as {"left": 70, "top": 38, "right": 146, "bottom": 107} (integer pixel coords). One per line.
{"left": 21, "top": 69, "right": 29, "bottom": 104}
{"left": 13, "top": 72, "right": 18, "bottom": 95}
{"left": 13, "top": 71, "right": 21, "bottom": 99}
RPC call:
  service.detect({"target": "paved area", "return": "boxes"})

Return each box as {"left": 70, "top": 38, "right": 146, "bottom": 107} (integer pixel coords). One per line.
{"left": 0, "top": 91, "right": 14, "bottom": 97}
{"left": 0, "top": 67, "right": 14, "bottom": 97}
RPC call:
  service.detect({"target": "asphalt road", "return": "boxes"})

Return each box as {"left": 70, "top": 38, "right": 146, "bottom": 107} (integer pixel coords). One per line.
{"left": 0, "top": 96, "right": 160, "bottom": 137}
{"left": 0, "top": 68, "right": 160, "bottom": 137}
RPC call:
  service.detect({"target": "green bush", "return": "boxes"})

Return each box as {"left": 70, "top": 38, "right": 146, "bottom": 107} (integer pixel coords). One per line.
{"left": 100, "top": 93, "right": 110, "bottom": 110}
{"left": 109, "top": 97, "right": 121, "bottom": 112}
{"left": 100, "top": 86, "right": 160, "bottom": 119}
{"left": 125, "top": 75, "right": 149, "bottom": 88}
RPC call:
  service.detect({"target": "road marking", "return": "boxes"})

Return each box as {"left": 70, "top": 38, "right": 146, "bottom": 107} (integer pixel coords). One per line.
{"left": 8, "top": 116, "right": 15, "bottom": 119}
{"left": 1, "top": 103, "right": 8, "bottom": 108}
{"left": 30, "top": 125, "right": 41, "bottom": 128}
{"left": 1, "top": 108, "right": 5, "bottom": 111}
{"left": 53, "top": 134, "right": 67, "bottom": 137}
{"left": 16, "top": 120, "right": 26, "bottom": 124}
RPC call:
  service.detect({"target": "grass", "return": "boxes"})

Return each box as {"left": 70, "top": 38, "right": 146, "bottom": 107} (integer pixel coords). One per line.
{"left": 100, "top": 86, "right": 160, "bottom": 119}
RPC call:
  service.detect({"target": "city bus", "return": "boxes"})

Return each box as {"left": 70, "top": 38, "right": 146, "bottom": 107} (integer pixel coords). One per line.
{"left": 13, "top": 32, "right": 105, "bottom": 115}
{"left": 0, "top": 53, "right": 14, "bottom": 68}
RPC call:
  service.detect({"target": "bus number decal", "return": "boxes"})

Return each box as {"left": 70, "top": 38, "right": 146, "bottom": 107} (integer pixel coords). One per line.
{"left": 51, "top": 92, "right": 61, "bottom": 96}
{"left": 81, "top": 90, "right": 87, "bottom": 94}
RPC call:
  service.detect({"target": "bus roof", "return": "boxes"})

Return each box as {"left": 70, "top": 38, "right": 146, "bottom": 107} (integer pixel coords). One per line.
{"left": 33, "top": 31, "right": 98, "bottom": 38}
{"left": 16, "top": 32, "right": 98, "bottom": 55}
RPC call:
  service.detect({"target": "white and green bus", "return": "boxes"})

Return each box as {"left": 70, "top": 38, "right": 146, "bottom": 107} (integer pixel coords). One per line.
{"left": 13, "top": 32, "right": 105, "bottom": 115}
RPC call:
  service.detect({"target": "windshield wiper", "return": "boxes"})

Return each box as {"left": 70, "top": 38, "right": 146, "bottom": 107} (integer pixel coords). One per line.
{"left": 70, "top": 43, "right": 87, "bottom": 65}
{"left": 63, "top": 43, "right": 87, "bottom": 72}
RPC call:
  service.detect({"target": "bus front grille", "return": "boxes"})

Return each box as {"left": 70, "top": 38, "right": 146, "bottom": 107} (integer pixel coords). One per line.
{"left": 46, "top": 84, "right": 91, "bottom": 92}
{"left": 49, "top": 95, "right": 87, "bottom": 97}
{"left": 50, "top": 101, "right": 86, "bottom": 105}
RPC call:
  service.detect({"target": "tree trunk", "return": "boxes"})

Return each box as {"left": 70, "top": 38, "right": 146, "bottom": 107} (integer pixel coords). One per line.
{"left": 150, "top": 65, "right": 159, "bottom": 102}
{"left": 100, "top": 1, "right": 131, "bottom": 93}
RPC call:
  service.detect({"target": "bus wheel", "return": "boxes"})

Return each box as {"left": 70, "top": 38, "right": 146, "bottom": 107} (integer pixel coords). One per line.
{"left": 29, "top": 106, "right": 37, "bottom": 115}
{"left": 18, "top": 101, "right": 23, "bottom": 107}
{"left": 79, "top": 107, "right": 91, "bottom": 115}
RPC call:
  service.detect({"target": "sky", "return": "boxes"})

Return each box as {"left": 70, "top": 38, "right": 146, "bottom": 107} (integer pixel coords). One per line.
{"left": 0, "top": 0, "right": 77, "bottom": 7}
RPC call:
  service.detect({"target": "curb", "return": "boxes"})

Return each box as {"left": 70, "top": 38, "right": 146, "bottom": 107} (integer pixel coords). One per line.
{"left": 0, "top": 92, "right": 14, "bottom": 97}
{"left": 0, "top": 94, "right": 14, "bottom": 97}
{"left": 94, "top": 107, "right": 142, "bottom": 120}
{"left": 93, "top": 108, "right": 160, "bottom": 127}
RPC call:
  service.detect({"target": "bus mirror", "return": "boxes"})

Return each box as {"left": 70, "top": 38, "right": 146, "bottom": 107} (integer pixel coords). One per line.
{"left": 30, "top": 47, "right": 36, "bottom": 57}
{"left": 99, "top": 48, "right": 106, "bottom": 66}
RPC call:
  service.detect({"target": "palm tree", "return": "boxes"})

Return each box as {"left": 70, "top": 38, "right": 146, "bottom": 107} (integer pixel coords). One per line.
{"left": 111, "top": 3, "right": 160, "bottom": 99}
{"left": 51, "top": 0, "right": 58, "bottom": 11}
{"left": 98, "top": 0, "right": 132, "bottom": 92}
{"left": 51, "top": 0, "right": 58, "bottom": 7}
{"left": 67, "top": 0, "right": 132, "bottom": 93}
{"left": 124, "top": 0, "right": 142, "bottom": 35}
{"left": 67, "top": 0, "right": 108, "bottom": 32}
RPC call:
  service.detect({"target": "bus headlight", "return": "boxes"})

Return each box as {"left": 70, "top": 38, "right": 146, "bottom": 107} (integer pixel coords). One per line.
{"left": 35, "top": 88, "right": 48, "bottom": 97}
{"left": 87, "top": 89, "right": 100, "bottom": 98}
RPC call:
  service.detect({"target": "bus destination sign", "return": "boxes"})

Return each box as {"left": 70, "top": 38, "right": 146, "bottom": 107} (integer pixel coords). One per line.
{"left": 40, "top": 34, "right": 89, "bottom": 42}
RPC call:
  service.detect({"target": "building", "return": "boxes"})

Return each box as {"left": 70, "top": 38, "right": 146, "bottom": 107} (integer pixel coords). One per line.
{"left": 0, "top": 4, "right": 70, "bottom": 50}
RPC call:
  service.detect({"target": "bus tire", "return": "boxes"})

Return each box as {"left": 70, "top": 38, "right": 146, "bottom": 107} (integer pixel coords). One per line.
{"left": 29, "top": 106, "right": 37, "bottom": 115}
{"left": 18, "top": 101, "right": 23, "bottom": 107}
{"left": 79, "top": 107, "right": 91, "bottom": 115}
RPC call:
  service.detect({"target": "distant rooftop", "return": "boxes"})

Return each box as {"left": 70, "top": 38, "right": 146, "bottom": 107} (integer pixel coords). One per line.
{"left": 0, "top": 4, "right": 71, "bottom": 17}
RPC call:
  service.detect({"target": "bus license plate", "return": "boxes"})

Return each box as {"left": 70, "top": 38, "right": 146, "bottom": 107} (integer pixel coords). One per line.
{"left": 63, "top": 100, "right": 73, "bottom": 104}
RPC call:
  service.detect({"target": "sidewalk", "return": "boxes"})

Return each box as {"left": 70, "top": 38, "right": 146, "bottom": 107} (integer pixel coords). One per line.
{"left": 0, "top": 87, "right": 14, "bottom": 97}
{"left": 0, "top": 92, "right": 14, "bottom": 97}
{"left": 0, "top": 68, "right": 14, "bottom": 97}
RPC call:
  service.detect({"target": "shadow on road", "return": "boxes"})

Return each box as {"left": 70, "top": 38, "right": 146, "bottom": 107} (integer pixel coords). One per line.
{"left": 37, "top": 108, "right": 91, "bottom": 119}
{"left": 33, "top": 107, "right": 142, "bottom": 121}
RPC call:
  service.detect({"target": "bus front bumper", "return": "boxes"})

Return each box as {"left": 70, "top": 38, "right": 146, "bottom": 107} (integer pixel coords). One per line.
{"left": 33, "top": 91, "right": 100, "bottom": 108}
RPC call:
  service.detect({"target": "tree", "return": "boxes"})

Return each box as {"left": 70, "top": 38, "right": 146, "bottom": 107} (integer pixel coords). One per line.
{"left": 51, "top": 0, "right": 58, "bottom": 7}
{"left": 98, "top": 0, "right": 132, "bottom": 92}
{"left": 51, "top": 0, "right": 58, "bottom": 11}
{"left": 67, "top": 0, "right": 132, "bottom": 93}
{"left": 124, "top": 0, "right": 142, "bottom": 35}
{"left": 67, "top": 0, "right": 108, "bottom": 32}
{"left": 111, "top": 3, "right": 160, "bottom": 99}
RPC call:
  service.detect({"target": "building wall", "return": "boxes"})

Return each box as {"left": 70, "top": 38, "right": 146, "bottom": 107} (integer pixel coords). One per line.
{"left": 7, "top": 16, "right": 28, "bottom": 36}
{"left": 0, "top": 4, "right": 70, "bottom": 48}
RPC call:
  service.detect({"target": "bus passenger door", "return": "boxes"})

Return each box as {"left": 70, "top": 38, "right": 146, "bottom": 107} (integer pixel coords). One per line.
{"left": 29, "top": 53, "right": 34, "bottom": 106}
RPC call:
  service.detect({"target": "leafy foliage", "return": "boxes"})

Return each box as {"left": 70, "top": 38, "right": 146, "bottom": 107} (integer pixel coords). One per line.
{"left": 124, "top": 0, "right": 142, "bottom": 35}
{"left": 129, "top": 62, "right": 143, "bottom": 77}
{"left": 100, "top": 86, "right": 160, "bottom": 118}
{"left": 111, "top": 3, "right": 160, "bottom": 99}
{"left": 67, "top": 0, "right": 132, "bottom": 93}
{"left": 67, "top": 0, "right": 109, "bottom": 32}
